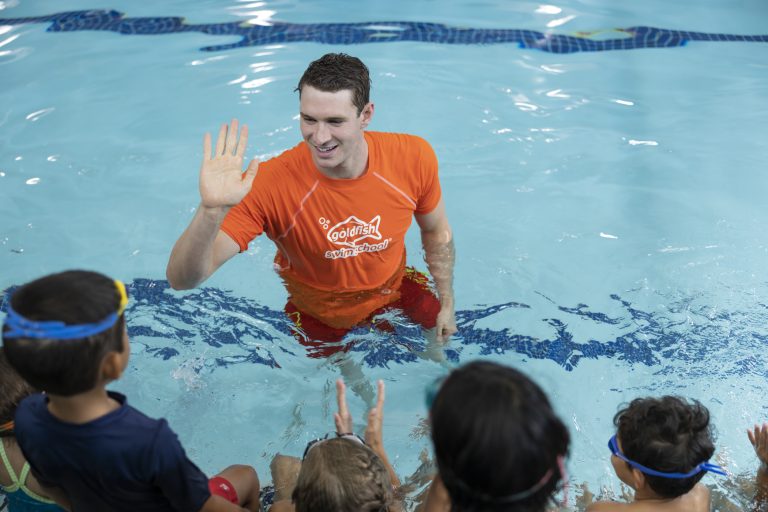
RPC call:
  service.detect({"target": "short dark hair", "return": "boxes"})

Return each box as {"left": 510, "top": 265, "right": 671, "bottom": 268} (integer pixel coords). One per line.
{"left": 0, "top": 350, "right": 35, "bottom": 425}
{"left": 295, "top": 53, "right": 371, "bottom": 115}
{"left": 614, "top": 396, "right": 714, "bottom": 499}
{"left": 2, "top": 270, "right": 125, "bottom": 397}
{"left": 430, "top": 361, "right": 569, "bottom": 512}
{"left": 292, "top": 437, "right": 393, "bottom": 512}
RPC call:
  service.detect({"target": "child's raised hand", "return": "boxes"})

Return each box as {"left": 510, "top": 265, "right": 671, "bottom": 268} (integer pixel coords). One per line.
{"left": 365, "top": 380, "right": 386, "bottom": 452}
{"left": 334, "top": 379, "right": 354, "bottom": 435}
{"left": 748, "top": 423, "right": 768, "bottom": 466}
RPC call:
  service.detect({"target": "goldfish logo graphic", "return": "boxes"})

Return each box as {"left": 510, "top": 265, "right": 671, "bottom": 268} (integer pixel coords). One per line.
{"left": 320, "top": 215, "right": 390, "bottom": 260}
{"left": 326, "top": 215, "right": 382, "bottom": 248}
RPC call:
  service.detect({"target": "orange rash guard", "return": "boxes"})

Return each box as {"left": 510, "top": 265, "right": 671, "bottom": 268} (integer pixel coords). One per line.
{"left": 220, "top": 131, "right": 442, "bottom": 328}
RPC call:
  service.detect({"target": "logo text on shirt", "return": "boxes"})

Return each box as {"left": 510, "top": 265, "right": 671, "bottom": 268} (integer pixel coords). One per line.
{"left": 320, "top": 215, "right": 391, "bottom": 259}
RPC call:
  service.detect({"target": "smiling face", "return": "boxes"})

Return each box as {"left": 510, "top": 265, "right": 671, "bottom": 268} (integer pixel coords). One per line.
{"left": 299, "top": 85, "right": 373, "bottom": 179}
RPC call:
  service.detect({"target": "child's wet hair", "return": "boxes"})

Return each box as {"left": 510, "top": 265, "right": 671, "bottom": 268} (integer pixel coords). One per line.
{"left": 614, "top": 395, "right": 714, "bottom": 498}
{"left": 2, "top": 270, "right": 125, "bottom": 397}
{"left": 292, "top": 437, "right": 393, "bottom": 512}
{"left": 429, "top": 361, "right": 569, "bottom": 512}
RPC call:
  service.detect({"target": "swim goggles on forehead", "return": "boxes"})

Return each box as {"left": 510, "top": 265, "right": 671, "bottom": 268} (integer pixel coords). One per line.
{"left": 2, "top": 280, "right": 128, "bottom": 341}
{"left": 302, "top": 432, "right": 366, "bottom": 460}
{"left": 608, "top": 435, "right": 727, "bottom": 479}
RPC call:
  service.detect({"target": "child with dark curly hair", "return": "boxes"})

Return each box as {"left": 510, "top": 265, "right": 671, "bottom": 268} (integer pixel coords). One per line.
{"left": 588, "top": 396, "right": 726, "bottom": 512}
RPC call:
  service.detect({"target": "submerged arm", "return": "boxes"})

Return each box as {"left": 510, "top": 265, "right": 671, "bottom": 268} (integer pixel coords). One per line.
{"left": 415, "top": 199, "right": 456, "bottom": 342}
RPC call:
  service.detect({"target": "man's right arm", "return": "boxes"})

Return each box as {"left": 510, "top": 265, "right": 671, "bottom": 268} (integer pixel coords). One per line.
{"left": 166, "top": 119, "right": 258, "bottom": 290}
{"left": 166, "top": 208, "right": 239, "bottom": 289}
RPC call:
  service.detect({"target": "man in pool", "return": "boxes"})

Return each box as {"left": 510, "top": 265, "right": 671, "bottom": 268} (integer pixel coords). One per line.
{"left": 166, "top": 53, "right": 456, "bottom": 352}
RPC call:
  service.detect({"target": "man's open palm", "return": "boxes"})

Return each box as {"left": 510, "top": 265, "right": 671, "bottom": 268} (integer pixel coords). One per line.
{"left": 200, "top": 119, "right": 258, "bottom": 209}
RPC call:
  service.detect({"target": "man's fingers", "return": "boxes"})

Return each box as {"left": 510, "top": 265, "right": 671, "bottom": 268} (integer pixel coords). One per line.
{"left": 749, "top": 428, "right": 757, "bottom": 446}
{"left": 202, "top": 133, "right": 212, "bottom": 161}
{"left": 225, "top": 119, "right": 239, "bottom": 155}
{"left": 215, "top": 123, "right": 227, "bottom": 155}
{"left": 236, "top": 124, "right": 249, "bottom": 159}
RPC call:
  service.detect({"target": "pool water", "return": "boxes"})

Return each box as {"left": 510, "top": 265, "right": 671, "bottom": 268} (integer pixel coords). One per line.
{"left": 1, "top": 0, "right": 768, "bottom": 508}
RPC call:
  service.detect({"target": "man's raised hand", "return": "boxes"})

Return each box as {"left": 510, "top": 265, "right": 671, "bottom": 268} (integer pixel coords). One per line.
{"left": 200, "top": 119, "right": 258, "bottom": 209}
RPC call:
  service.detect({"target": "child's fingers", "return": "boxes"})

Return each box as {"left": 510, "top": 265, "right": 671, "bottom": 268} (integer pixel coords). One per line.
{"left": 375, "top": 380, "right": 385, "bottom": 413}
{"left": 334, "top": 379, "right": 353, "bottom": 433}
{"left": 334, "top": 413, "right": 344, "bottom": 433}
{"left": 335, "top": 379, "right": 349, "bottom": 417}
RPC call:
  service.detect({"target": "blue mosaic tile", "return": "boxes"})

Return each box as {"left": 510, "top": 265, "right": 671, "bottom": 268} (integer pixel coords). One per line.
{"left": 0, "top": 10, "right": 765, "bottom": 53}
{"left": 5, "top": 278, "right": 766, "bottom": 378}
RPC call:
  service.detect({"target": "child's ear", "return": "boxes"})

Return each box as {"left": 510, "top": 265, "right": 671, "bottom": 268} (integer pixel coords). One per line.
{"left": 631, "top": 468, "right": 647, "bottom": 490}
{"left": 100, "top": 352, "right": 126, "bottom": 381}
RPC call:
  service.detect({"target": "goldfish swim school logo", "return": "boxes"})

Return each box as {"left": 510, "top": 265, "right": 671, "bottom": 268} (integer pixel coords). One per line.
{"left": 320, "top": 215, "right": 391, "bottom": 260}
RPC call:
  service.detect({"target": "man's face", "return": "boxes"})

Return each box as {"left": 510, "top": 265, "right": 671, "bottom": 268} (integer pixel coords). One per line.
{"left": 299, "top": 86, "right": 373, "bottom": 177}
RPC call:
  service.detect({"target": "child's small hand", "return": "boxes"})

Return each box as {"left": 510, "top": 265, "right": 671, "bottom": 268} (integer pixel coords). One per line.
{"left": 748, "top": 423, "right": 768, "bottom": 466}
{"left": 365, "top": 380, "right": 386, "bottom": 452}
{"left": 333, "top": 379, "right": 354, "bottom": 435}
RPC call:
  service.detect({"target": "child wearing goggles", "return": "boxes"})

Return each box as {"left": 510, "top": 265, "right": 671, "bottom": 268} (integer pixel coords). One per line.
{"left": 587, "top": 396, "right": 725, "bottom": 511}
{"left": 270, "top": 378, "right": 402, "bottom": 512}
{"left": 2, "top": 270, "right": 261, "bottom": 511}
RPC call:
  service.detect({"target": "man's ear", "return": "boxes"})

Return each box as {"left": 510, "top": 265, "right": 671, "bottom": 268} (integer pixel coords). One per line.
{"left": 360, "top": 102, "right": 374, "bottom": 129}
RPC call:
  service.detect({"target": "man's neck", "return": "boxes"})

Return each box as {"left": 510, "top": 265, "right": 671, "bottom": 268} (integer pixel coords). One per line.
{"left": 47, "top": 386, "right": 120, "bottom": 424}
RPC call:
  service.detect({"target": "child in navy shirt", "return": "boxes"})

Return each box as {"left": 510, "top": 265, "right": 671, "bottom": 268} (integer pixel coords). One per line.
{"left": 2, "top": 270, "right": 261, "bottom": 512}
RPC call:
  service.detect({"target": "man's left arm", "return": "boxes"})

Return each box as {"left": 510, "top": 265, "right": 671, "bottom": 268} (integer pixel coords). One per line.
{"left": 415, "top": 198, "right": 456, "bottom": 342}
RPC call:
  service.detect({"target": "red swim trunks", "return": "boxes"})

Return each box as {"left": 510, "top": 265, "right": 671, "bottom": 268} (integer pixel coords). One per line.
{"left": 208, "top": 476, "right": 239, "bottom": 504}
{"left": 285, "top": 267, "right": 440, "bottom": 358}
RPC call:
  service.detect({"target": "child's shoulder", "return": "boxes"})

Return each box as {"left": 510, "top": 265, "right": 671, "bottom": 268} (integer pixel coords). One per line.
{"left": 586, "top": 501, "right": 635, "bottom": 512}
{"left": 587, "top": 484, "right": 710, "bottom": 512}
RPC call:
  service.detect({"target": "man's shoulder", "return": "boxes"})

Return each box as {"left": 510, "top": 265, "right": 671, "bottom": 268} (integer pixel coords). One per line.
{"left": 367, "top": 131, "right": 432, "bottom": 150}
{"left": 262, "top": 141, "right": 309, "bottom": 169}
{"left": 254, "top": 141, "right": 314, "bottom": 186}
{"left": 367, "top": 132, "right": 437, "bottom": 174}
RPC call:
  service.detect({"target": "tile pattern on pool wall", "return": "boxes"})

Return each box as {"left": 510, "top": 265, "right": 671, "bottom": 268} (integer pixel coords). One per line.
{"left": 0, "top": 9, "right": 766, "bottom": 53}
{"left": 3, "top": 278, "right": 764, "bottom": 377}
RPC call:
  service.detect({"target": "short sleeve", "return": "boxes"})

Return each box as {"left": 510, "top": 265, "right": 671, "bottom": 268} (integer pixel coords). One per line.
{"left": 150, "top": 421, "right": 211, "bottom": 512}
{"left": 414, "top": 137, "right": 442, "bottom": 215}
{"left": 220, "top": 172, "right": 271, "bottom": 252}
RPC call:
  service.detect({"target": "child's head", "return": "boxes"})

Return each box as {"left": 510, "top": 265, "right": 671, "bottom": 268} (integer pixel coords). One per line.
{"left": 0, "top": 350, "right": 34, "bottom": 430}
{"left": 292, "top": 437, "right": 393, "bottom": 512}
{"left": 2, "top": 270, "right": 128, "bottom": 397}
{"left": 428, "top": 361, "right": 570, "bottom": 512}
{"left": 612, "top": 396, "right": 716, "bottom": 499}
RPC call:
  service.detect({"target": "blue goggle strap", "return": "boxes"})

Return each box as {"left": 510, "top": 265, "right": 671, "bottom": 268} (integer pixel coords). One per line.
{"left": 609, "top": 435, "right": 727, "bottom": 479}
{"left": 3, "top": 304, "right": 120, "bottom": 340}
